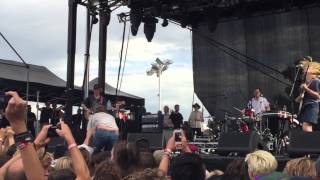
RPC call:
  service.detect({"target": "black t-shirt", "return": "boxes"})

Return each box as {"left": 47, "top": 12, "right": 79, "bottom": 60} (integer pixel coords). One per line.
{"left": 40, "top": 108, "right": 52, "bottom": 124}
{"left": 169, "top": 112, "right": 183, "bottom": 129}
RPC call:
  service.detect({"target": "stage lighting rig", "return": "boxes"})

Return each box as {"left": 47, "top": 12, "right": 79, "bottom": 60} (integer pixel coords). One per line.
{"left": 143, "top": 15, "right": 159, "bottom": 42}
{"left": 130, "top": 8, "right": 143, "bottom": 36}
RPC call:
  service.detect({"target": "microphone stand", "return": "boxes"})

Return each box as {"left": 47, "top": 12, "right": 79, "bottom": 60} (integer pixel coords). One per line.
{"left": 289, "top": 67, "right": 302, "bottom": 97}
{"left": 289, "top": 66, "right": 302, "bottom": 130}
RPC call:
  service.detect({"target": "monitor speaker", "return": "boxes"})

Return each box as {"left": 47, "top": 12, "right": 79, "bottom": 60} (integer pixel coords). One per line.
{"left": 127, "top": 133, "right": 163, "bottom": 150}
{"left": 216, "top": 131, "right": 259, "bottom": 156}
{"left": 288, "top": 130, "right": 320, "bottom": 157}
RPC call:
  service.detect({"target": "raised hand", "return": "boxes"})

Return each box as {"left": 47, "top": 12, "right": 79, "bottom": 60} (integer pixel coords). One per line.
{"left": 34, "top": 125, "right": 52, "bottom": 149}
{"left": 56, "top": 121, "right": 74, "bottom": 144}
{"left": 5, "top": 91, "right": 27, "bottom": 134}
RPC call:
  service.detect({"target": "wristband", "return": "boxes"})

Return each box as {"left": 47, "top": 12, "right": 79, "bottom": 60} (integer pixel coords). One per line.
{"left": 68, "top": 143, "right": 77, "bottom": 150}
{"left": 14, "top": 132, "right": 34, "bottom": 144}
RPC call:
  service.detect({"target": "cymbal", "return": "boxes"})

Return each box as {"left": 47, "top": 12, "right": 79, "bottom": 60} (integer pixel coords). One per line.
{"left": 232, "top": 106, "right": 243, "bottom": 113}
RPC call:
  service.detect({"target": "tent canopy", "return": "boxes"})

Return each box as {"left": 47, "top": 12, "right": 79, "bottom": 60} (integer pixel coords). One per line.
{"left": 0, "top": 59, "right": 144, "bottom": 106}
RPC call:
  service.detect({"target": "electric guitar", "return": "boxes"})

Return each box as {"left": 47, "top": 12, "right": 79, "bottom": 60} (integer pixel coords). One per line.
{"left": 296, "top": 64, "right": 310, "bottom": 113}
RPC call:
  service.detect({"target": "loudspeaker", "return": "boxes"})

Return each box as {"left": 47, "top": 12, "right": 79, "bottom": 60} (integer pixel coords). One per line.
{"left": 127, "top": 133, "right": 163, "bottom": 150}
{"left": 216, "top": 131, "right": 259, "bottom": 156}
{"left": 288, "top": 131, "right": 320, "bottom": 157}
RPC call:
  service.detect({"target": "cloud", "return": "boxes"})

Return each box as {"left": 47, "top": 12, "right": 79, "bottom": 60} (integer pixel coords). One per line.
{"left": 0, "top": 0, "right": 206, "bottom": 119}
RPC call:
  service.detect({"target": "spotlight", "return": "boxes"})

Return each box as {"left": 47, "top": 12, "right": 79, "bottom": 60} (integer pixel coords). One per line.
{"left": 161, "top": 19, "right": 168, "bottom": 27}
{"left": 130, "top": 9, "right": 142, "bottom": 36}
{"left": 143, "top": 16, "right": 158, "bottom": 42}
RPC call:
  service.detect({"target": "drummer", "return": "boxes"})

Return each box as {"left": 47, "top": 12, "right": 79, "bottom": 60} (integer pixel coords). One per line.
{"left": 246, "top": 88, "right": 270, "bottom": 115}
{"left": 242, "top": 88, "right": 270, "bottom": 130}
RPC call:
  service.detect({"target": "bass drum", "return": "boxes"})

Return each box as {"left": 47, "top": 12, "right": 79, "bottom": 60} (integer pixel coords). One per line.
{"left": 239, "top": 122, "right": 249, "bottom": 133}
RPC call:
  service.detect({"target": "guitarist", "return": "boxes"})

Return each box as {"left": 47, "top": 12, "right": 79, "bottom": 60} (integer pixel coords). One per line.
{"left": 296, "top": 60, "right": 320, "bottom": 132}
{"left": 81, "top": 84, "right": 106, "bottom": 120}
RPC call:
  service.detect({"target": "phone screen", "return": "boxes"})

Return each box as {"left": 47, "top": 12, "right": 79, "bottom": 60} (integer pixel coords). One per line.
{"left": 175, "top": 130, "right": 182, "bottom": 142}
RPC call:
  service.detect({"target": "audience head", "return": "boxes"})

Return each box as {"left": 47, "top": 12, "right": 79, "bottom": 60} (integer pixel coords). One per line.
{"left": 138, "top": 152, "right": 156, "bottom": 169}
{"left": 55, "top": 156, "right": 72, "bottom": 171}
{"left": 93, "top": 160, "right": 121, "bottom": 180}
{"left": 170, "top": 153, "right": 205, "bottom": 180}
{"left": 224, "top": 159, "right": 249, "bottom": 180}
{"left": 112, "top": 141, "right": 140, "bottom": 177}
{"left": 284, "top": 157, "right": 316, "bottom": 177}
{"left": 245, "top": 150, "right": 277, "bottom": 180}
{"left": 79, "top": 147, "right": 91, "bottom": 166}
{"left": 153, "top": 150, "right": 164, "bottom": 165}
{"left": 48, "top": 169, "right": 76, "bottom": 180}
{"left": 123, "top": 168, "right": 167, "bottom": 180}
{"left": 89, "top": 151, "right": 111, "bottom": 175}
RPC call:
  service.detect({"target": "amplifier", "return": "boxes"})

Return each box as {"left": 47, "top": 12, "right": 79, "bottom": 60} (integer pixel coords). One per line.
{"left": 141, "top": 114, "right": 160, "bottom": 124}
{"left": 141, "top": 124, "right": 162, "bottom": 133}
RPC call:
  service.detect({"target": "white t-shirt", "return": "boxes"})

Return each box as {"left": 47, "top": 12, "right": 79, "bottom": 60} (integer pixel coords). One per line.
{"left": 87, "top": 112, "right": 119, "bottom": 131}
{"left": 248, "top": 97, "right": 270, "bottom": 114}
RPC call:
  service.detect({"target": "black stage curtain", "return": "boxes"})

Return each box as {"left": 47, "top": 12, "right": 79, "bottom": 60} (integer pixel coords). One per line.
{"left": 193, "top": 7, "right": 320, "bottom": 121}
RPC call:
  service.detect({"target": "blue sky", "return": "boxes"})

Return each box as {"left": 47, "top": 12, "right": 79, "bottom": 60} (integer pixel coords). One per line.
{"left": 0, "top": 0, "right": 208, "bottom": 119}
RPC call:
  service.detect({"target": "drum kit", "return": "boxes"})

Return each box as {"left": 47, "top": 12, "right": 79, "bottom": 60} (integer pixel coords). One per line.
{"left": 207, "top": 106, "right": 299, "bottom": 154}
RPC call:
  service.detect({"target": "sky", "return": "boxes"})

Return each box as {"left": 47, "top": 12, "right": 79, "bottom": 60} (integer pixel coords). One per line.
{"left": 0, "top": 0, "right": 209, "bottom": 120}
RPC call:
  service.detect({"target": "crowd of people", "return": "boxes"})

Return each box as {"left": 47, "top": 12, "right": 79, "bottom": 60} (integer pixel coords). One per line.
{"left": 0, "top": 91, "right": 320, "bottom": 180}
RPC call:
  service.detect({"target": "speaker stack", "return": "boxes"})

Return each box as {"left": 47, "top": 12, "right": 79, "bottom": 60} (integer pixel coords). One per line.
{"left": 216, "top": 131, "right": 259, "bottom": 156}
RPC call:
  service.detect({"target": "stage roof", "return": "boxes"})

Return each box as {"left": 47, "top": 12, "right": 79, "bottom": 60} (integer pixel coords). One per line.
{"left": 0, "top": 59, "right": 144, "bottom": 105}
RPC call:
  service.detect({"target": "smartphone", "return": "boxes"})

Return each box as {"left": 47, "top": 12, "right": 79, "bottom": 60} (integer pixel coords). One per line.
{"left": 174, "top": 129, "right": 182, "bottom": 143}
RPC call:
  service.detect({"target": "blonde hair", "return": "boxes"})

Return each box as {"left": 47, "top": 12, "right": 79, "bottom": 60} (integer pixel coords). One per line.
{"left": 36, "top": 147, "right": 54, "bottom": 168}
{"left": 298, "top": 60, "right": 320, "bottom": 76}
{"left": 283, "top": 157, "right": 316, "bottom": 177}
{"left": 245, "top": 150, "right": 277, "bottom": 176}
{"left": 55, "top": 156, "right": 73, "bottom": 171}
